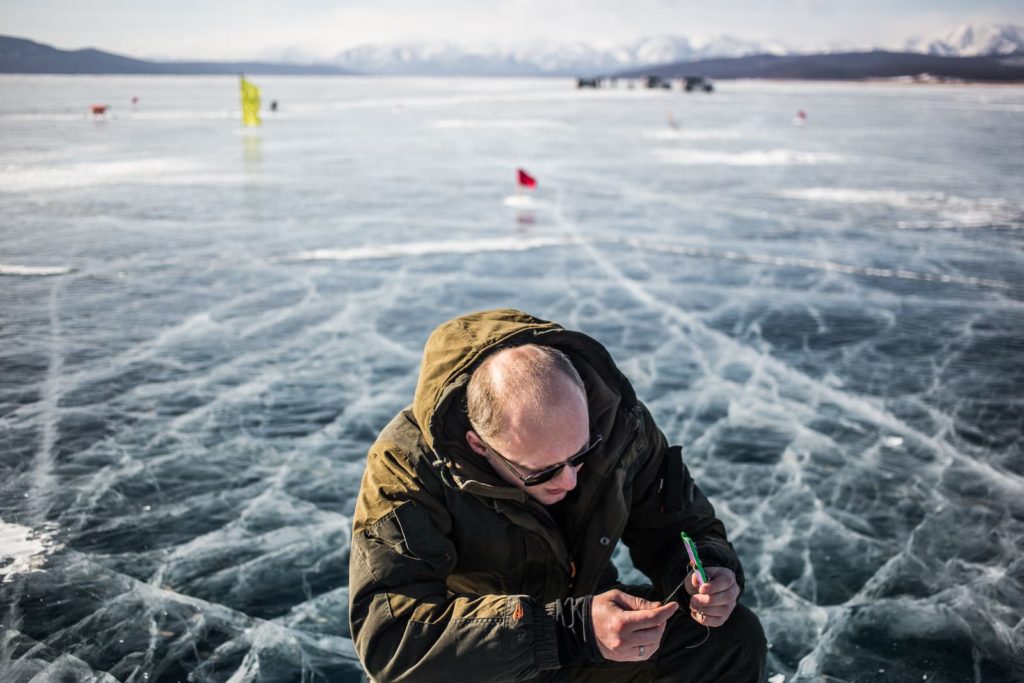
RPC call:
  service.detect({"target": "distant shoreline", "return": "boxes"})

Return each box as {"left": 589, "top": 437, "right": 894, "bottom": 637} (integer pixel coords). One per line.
{"left": 3, "top": 73, "right": 1022, "bottom": 87}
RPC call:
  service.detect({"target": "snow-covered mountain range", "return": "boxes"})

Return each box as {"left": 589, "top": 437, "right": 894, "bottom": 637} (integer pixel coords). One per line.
{"left": 6, "top": 21, "right": 1022, "bottom": 78}
{"left": 278, "top": 23, "right": 1024, "bottom": 76}
{"left": 327, "top": 35, "right": 791, "bottom": 76}
{"left": 905, "top": 23, "right": 1024, "bottom": 57}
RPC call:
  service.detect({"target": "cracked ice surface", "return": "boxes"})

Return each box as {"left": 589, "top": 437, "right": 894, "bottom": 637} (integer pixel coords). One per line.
{"left": 1, "top": 76, "right": 1023, "bottom": 681}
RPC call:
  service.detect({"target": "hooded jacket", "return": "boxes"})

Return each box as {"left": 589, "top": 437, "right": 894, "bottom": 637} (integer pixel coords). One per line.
{"left": 349, "top": 309, "right": 743, "bottom": 682}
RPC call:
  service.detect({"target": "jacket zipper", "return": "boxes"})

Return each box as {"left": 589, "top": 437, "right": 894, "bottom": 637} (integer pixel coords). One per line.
{"left": 569, "top": 408, "right": 642, "bottom": 591}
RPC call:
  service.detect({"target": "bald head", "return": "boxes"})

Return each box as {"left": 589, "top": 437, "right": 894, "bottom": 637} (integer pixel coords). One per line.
{"left": 466, "top": 344, "right": 586, "bottom": 442}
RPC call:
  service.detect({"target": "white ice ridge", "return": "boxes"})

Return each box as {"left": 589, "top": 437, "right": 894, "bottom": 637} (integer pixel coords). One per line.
{"left": 293, "top": 236, "right": 582, "bottom": 262}
{"left": 0, "top": 111, "right": 238, "bottom": 122}
{"left": 656, "top": 149, "right": 844, "bottom": 166}
{"left": 0, "top": 520, "right": 63, "bottom": 583}
{"left": 31, "top": 277, "right": 64, "bottom": 520}
{"left": 433, "top": 118, "right": 569, "bottom": 129}
{"left": 625, "top": 238, "right": 1013, "bottom": 290}
{"left": 777, "top": 187, "right": 1023, "bottom": 228}
{"left": 644, "top": 129, "right": 742, "bottom": 141}
{"left": 0, "top": 264, "right": 73, "bottom": 276}
{"left": 0, "top": 158, "right": 239, "bottom": 192}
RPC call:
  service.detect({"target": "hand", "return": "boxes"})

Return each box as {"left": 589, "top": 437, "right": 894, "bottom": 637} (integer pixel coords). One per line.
{"left": 686, "top": 566, "right": 739, "bottom": 628}
{"left": 591, "top": 589, "right": 678, "bottom": 662}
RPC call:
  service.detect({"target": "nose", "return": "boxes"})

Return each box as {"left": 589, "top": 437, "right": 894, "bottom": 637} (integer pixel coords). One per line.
{"left": 556, "top": 462, "right": 579, "bottom": 490}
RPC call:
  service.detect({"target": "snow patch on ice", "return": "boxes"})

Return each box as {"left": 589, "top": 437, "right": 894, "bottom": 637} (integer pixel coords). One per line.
{"left": 0, "top": 264, "right": 73, "bottom": 276}
{"left": 657, "top": 149, "right": 844, "bottom": 166}
{"left": 777, "top": 188, "right": 1023, "bottom": 229}
{"left": 433, "top": 118, "right": 568, "bottom": 129}
{"left": 293, "top": 236, "right": 582, "bottom": 262}
{"left": 0, "top": 158, "right": 236, "bottom": 192}
{"left": 502, "top": 194, "right": 548, "bottom": 209}
{"left": 0, "top": 520, "right": 63, "bottom": 583}
{"left": 645, "top": 128, "right": 742, "bottom": 140}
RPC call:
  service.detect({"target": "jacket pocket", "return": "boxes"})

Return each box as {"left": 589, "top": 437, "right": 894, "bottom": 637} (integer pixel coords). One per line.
{"left": 361, "top": 500, "right": 454, "bottom": 580}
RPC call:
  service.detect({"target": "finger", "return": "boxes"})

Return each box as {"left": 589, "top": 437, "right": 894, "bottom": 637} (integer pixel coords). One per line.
{"left": 699, "top": 567, "right": 736, "bottom": 595}
{"left": 691, "top": 606, "right": 732, "bottom": 627}
{"left": 626, "top": 638, "right": 659, "bottom": 659}
{"left": 702, "top": 614, "right": 728, "bottom": 628}
{"left": 625, "top": 637, "right": 662, "bottom": 660}
{"left": 607, "top": 638, "right": 661, "bottom": 662}
{"left": 610, "top": 591, "right": 662, "bottom": 612}
{"left": 699, "top": 578, "right": 736, "bottom": 597}
{"left": 690, "top": 584, "right": 739, "bottom": 608}
{"left": 689, "top": 592, "right": 737, "bottom": 619}
{"left": 679, "top": 571, "right": 700, "bottom": 598}
{"left": 619, "top": 602, "right": 678, "bottom": 630}
{"left": 638, "top": 640, "right": 660, "bottom": 660}
{"left": 694, "top": 603, "right": 735, "bottom": 619}
{"left": 618, "top": 623, "right": 666, "bottom": 648}
{"left": 620, "top": 603, "right": 677, "bottom": 631}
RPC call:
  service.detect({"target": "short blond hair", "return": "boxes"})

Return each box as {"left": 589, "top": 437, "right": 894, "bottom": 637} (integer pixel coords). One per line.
{"left": 466, "top": 344, "right": 585, "bottom": 441}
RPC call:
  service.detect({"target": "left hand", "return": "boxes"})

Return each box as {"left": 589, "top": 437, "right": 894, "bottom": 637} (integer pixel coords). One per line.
{"left": 685, "top": 566, "right": 739, "bottom": 628}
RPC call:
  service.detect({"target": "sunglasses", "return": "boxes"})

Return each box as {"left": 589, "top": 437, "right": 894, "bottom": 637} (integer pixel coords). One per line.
{"left": 477, "top": 426, "right": 603, "bottom": 487}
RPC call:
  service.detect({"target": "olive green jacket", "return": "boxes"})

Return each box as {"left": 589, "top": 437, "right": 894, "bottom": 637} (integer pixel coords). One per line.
{"left": 349, "top": 309, "right": 743, "bottom": 682}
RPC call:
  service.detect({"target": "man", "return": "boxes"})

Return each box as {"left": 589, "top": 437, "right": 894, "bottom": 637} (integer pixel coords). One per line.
{"left": 349, "top": 309, "right": 766, "bottom": 681}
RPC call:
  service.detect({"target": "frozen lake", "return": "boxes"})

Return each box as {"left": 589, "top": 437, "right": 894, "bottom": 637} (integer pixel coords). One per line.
{"left": 1, "top": 75, "right": 1023, "bottom": 681}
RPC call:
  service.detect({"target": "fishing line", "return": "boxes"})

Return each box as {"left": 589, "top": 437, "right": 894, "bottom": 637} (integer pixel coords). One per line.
{"left": 661, "top": 579, "right": 712, "bottom": 649}
{"left": 686, "top": 624, "right": 711, "bottom": 649}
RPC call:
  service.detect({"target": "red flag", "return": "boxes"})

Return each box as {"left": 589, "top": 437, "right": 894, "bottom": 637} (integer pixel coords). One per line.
{"left": 517, "top": 168, "right": 537, "bottom": 189}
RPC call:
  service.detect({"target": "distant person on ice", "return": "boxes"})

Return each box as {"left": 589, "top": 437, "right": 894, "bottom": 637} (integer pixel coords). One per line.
{"left": 349, "top": 309, "right": 766, "bottom": 681}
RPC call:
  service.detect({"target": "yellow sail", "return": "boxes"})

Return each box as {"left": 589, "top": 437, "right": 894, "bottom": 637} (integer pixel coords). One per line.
{"left": 240, "top": 77, "right": 261, "bottom": 127}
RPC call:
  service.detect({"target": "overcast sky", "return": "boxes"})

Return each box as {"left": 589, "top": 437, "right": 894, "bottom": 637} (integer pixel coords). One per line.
{"left": 2, "top": 0, "right": 1023, "bottom": 61}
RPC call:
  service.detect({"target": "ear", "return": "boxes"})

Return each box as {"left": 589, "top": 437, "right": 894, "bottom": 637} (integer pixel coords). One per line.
{"left": 465, "top": 430, "right": 488, "bottom": 457}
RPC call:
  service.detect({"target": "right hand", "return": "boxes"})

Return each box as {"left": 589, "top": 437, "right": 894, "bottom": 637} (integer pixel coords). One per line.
{"left": 591, "top": 589, "right": 679, "bottom": 662}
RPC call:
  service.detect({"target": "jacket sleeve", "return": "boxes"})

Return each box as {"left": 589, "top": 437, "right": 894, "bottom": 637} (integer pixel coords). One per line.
{"left": 348, "top": 443, "right": 561, "bottom": 682}
{"left": 619, "top": 402, "right": 745, "bottom": 598}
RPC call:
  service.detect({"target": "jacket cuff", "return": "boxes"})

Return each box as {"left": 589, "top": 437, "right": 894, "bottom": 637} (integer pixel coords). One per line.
{"left": 545, "top": 596, "right": 602, "bottom": 666}
{"left": 698, "top": 542, "right": 744, "bottom": 593}
{"left": 532, "top": 602, "right": 561, "bottom": 670}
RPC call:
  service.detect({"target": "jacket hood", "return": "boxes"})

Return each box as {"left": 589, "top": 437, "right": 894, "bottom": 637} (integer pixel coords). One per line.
{"left": 413, "top": 309, "right": 558, "bottom": 452}
{"left": 412, "top": 309, "right": 637, "bottom": 468}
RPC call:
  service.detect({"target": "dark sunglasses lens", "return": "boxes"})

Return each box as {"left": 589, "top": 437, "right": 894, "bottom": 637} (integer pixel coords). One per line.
{"left": 523, "top": 434, "right": 600, "bottom": 486}
{"left": 568, "top": 447, "right": 591, "bottom": 466}
{"left": 523, "top": 465, "right": 563, "bottom": 487}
